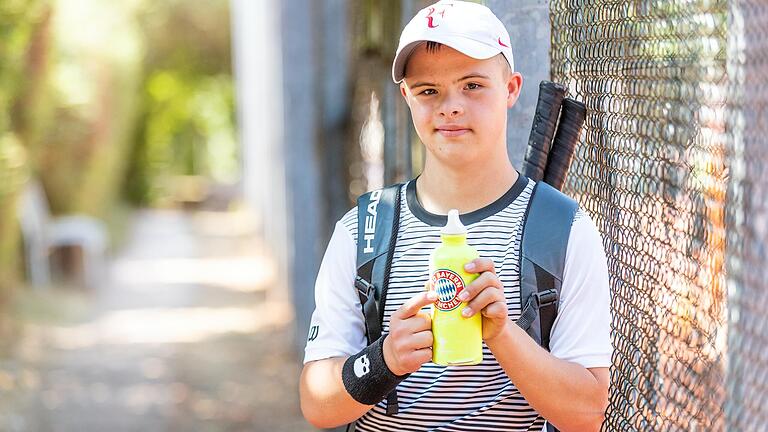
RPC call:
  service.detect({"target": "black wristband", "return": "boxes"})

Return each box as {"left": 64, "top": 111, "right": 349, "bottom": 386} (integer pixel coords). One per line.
{"left": 342, "top": 335, "right": 408, "bottom": 405}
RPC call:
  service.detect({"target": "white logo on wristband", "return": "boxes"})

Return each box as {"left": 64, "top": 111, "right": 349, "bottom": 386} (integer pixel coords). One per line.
{"left": 354, "top": 354, "right": 371, "bottom": 377}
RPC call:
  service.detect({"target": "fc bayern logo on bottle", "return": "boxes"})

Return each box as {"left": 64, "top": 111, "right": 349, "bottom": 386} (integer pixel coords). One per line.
{"left": 431, "top": 269, "right": 466, "bottom": 311}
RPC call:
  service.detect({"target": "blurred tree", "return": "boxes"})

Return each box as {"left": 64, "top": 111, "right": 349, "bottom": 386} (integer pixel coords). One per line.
{"left": 125, "top": 0, "right": 237, "bottom": 207}
{"left": 38, "top": 0, "right": 144, "bottom": 218}
{"left": 0, "top": 0, "right": 237, "bottom": 294}
{"left": 0, "top": 0, "right": 48, "bottom": 296}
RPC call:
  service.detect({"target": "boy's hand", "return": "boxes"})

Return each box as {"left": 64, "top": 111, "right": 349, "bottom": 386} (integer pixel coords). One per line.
{"left": 460, "top": 258, "right": 509, "bottom": 341}
{"left": 383, "top": 289, "right": 436, "bottom": 376}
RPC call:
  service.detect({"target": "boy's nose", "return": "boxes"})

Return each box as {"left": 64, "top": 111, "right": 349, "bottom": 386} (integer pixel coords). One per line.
{"left": 438, "top": 92, "right": 464, "bottom": 117}
{"left": 439, "top": 102, "right": 464, "bottom": 117}
{"left": 441, "top": 109, "right": 462, "bottom": 117}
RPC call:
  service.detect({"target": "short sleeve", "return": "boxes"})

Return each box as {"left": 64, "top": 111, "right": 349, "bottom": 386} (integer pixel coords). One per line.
{"left": 548, "top": 210, "right": 612, "bottom": 369}
{"left": 303, "top": 219, "right": 367, "bottom": 363}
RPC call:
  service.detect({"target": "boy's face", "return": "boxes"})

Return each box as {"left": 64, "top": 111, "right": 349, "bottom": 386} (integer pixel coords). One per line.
{"left": 400, "top": 44, "right": 522, "bottom": 168}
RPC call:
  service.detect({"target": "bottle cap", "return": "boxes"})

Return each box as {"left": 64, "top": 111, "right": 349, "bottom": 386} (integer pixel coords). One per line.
{"left": 441, "top": 209, "right": 467, "bottom": 235}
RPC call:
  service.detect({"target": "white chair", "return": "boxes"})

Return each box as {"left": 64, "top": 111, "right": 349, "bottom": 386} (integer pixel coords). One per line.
{"left": 16, "top": 180, "right": 108, "bottom": 288}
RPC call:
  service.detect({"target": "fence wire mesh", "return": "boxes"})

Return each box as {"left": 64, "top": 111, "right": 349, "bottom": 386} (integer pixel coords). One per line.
{"left": 725, "top": 0, "right": 768, "bottom": 430}
{"left": 549, "top": 0, "right": 732, "bottom": 430}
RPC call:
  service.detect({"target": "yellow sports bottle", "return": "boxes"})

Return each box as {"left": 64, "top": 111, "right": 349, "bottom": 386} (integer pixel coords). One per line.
{"left": 430, "top": 209, "right": 483, "bottom": 366}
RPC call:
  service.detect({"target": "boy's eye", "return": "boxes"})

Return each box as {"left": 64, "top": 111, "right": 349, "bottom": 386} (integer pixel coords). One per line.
{"left": 466, "top": 82, "right": 481, "bottom": 90}
{"left": 420, "top": 89, "right": 437, "bottom": 96}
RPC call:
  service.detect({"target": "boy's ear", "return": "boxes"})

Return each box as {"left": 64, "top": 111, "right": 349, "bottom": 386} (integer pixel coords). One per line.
{"left": 506, "top": 72, "right": 523, "bottom": 108}
{"left": 400, "top": 83, "right": 410, "bottom": 107}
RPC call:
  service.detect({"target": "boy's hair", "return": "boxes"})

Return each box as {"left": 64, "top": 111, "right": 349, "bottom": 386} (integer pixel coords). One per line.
{"left": 424, "top": 41, "right": 441, "bottom": 53}
{"left": 417, "top": 41, "right": 512, "bottom": 79}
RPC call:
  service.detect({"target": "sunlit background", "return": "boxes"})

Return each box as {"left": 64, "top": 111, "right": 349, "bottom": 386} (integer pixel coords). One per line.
{"left": 0, "top": 0, "right": 303, "bottom": 430}
{"left": 1, "top": 0, "right": 768, "bottom": 431}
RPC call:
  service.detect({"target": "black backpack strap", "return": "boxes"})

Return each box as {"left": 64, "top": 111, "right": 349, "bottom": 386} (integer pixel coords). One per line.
{"left": 517, "top": 181, "right": 577, "bottom": 432}
{"left": 516, "top": 181, "right": 578, "bottom": 350}
{"left": 354, "top": 183, "right": 402, "bottom": 416}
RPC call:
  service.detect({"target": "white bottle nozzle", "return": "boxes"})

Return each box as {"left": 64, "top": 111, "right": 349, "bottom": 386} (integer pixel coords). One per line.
{"left": 442, "top": 209, "right": 467, "bottom": 235}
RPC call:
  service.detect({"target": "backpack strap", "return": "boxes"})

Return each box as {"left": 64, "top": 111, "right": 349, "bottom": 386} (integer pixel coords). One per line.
{"left": 516, "top": 181, "right": 578, "bottom": 350}
{"left": 354, "top": 183, "right": 402, "bottom": 415}
{"left": 517, "top": 181, "right": 577, "bottom": 432}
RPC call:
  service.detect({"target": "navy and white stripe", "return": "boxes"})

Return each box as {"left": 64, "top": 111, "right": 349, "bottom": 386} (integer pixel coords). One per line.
{"left": 339, "top": 176, "right": 547, "bottom": 431}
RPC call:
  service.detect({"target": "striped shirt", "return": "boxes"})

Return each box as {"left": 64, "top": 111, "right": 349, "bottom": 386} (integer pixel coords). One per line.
{"left": 304, "top": 174, "right": 611, "bottom": 431}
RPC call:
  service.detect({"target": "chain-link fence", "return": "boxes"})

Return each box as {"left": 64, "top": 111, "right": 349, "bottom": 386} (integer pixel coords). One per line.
{"left": 725, "top": 0, "right": 768, "bottom": 430}
{"left": 549, "top": 0, "right": 733, "bottom": 430}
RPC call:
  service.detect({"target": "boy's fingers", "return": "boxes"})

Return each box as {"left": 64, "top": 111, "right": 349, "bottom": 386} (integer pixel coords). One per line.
{"left": 401, "top": 311, "right": 432, "bottom": 334}
{"left": 463, "top": 288, "right": 502, "bottom": 318}
{"left": 396, "top": 290, "right": 437, "bottom": 319}
{"left": 481, "top": 302, "right": 508, "bottom": 320}
{"left": 412, "top": 312, "right": 432, "bottom": 332}
{"left": 464, "top": 257, "right": 496, "bottom": 274}
{"left": 408, "top": 330, "right": 434, "bottom": 350}
{"left": 412, "top": 347, "right": 434, "bottom": 366}
{"left": 460, "top": 272, "right": 503, "bottom": 302}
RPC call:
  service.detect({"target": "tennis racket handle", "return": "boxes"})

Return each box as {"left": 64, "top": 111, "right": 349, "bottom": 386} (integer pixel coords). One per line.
{"left": 544, "top": 98, "right": 586, "bottom": 191}
{"left": 523, "top": 81, "right": 566, "bottom": 181}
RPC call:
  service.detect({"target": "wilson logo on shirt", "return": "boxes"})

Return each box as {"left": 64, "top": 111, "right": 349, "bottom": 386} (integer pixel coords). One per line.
{"left": 307, "top": 325, "right": 319, "bottom": 342}
{"left": 431, "top": 269, "right": 465, "bottom": 311}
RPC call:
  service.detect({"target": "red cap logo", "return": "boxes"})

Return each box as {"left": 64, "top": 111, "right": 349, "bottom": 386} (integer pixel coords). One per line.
{"left": 424, "top": 4, "right": 454, "bottom": 29}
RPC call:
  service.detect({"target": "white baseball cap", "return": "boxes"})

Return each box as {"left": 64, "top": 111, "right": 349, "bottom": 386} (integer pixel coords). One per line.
{"left": 392, "top": 0, "right": 514, "bottom": 83}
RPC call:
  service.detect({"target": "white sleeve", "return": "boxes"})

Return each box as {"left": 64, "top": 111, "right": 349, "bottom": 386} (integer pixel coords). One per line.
{"left": 548, "top": 211, "right": 612, "bottom": 369}
{"left": 303, "top": 220, "right": 367, "bottom": 364}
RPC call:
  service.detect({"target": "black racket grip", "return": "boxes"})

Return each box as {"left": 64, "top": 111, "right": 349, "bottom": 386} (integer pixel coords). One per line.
{"left": 544, "top": 98, "right": 586, "bottom": 191}
{"left": 523, "top": 81, "right": 566, "bottom": 181}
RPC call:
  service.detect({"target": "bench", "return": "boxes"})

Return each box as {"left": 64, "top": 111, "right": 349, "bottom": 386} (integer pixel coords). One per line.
{"left": 16, "top": 180, "right": 108, "bottom": 288}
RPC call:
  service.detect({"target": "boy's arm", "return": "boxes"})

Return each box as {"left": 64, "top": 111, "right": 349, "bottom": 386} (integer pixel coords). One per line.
{"left": 300, "top": 357, "right": 373, "bottom": 428}
{"left": 301, "top": 216, "right": 372, "bottom": 428}
{"left": 300, "top": 291, "right": 437, "bottom": 428}
{"left": 485, "top": 322, "right": 609, "bottom": 431}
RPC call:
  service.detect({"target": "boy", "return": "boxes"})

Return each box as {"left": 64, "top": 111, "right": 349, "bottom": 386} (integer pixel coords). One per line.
{"left": 300, "top": 1, "right": 611, "bottom": 431}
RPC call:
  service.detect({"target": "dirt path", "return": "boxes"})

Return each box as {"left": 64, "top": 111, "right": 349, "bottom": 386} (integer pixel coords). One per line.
{"left": 0, "top": 209, "right": 314, "bottom": 432}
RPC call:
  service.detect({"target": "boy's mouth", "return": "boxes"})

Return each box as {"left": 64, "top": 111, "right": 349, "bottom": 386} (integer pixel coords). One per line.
{"left": 435, "top": 125, "right": 471, "bottom": 137}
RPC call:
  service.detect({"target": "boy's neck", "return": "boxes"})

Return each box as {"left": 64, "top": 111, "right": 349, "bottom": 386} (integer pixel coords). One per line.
{"left": 416, "top": 155, "right": 519, "bottom": 216}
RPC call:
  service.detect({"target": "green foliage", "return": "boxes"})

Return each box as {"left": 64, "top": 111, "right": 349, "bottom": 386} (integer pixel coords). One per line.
{"left": 0, "top": 0, "right": 47, "bottom": 151}
{"left": 125, "top": 0, "right": 238, "bottom": 206}
{"left": 0, "top": 134, "right": 29, "bottom": 294}
{"left": 0, "top": 0, "right": 237, "bottom": 294}
{"left": 0, "top": 0, "right": 45, "bottom": 120}
{"left": 128, "top": 71, "right": 236, "bottom": 204}
{"left": 0, "top": 0, "right": 47, "bottom": 293}
{"left": 37, "top": 0, "right": 144, "bottom": 217}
